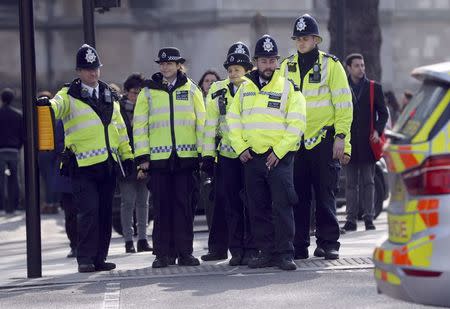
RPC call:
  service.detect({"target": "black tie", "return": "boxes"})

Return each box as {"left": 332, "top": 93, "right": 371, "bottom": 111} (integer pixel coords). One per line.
{"left": 92, "top": 88, "right": 98, "bottom": 103}
{"left": 167, "top": 84, "right": 173, "bottom": 91}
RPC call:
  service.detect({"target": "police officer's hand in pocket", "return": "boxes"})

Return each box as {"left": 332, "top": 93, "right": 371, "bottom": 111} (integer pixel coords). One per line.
{"left": 266, "top": 152, "right": 280, "bottom": 170}
{"left": 333, "top": 136, "right": 345, "bottom": 160}
{"left": 239, "top": 149, "right": 253, "bottom": 163}
{"left": 137, "top": 161, "right": 150, "bottom": 180}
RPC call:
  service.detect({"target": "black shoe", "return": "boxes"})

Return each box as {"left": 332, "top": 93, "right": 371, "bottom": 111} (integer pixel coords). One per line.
{"left": 152, "top": 256, "right": 168, "bottom": 268}
{"left": 95, "top": 262, "right": 116, "bottom": 271}
{"left": 168, "top": 256, "right": 177, "bottom": 265}
{"left": 200, "top": 251, "right": 228, "bottom": 261}
{"left": 277, "top": 257, "right": 297, "bottom": 271}
{"left": 324, "top": 249, "right": 339, "bottom": 260}
{"left": 78, "top": 263, "right": 95, "bottom": 273}
{"left": 67, "top": 248, "right": 77, "bottom": 258}
{"left": 229, "top": 255, "right": 242, "bottom": 266}
{"left": 364, "top": 220, "right": 376, "bottom": 230}
{"left": 240, "top": 251, "right": 256, "bottom": 266}
{"left": 137, "top": 239, "right": 152, "bottom": 252}
{"left": 248, "top": 253, "right": 274, "bottom": 269}
{"left": 313, "top": 247, "right": 325, "bottom": 258}
{"left": 125, "top": 241, "right": 136, "bottom": 253}
{"left": 341, "top": 221, "right": 357, "bottom": 232}
{"left": 178, "top": 254, "right": 200, "bottom": 266}
{"left": 294, "top": 248, "right": 309, "bottom": 260}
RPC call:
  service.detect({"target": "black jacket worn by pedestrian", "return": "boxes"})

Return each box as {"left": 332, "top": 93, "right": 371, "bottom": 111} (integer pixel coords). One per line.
{"left": 348, "top": 76, "right": 388, "bottom": 163}
{"left": 0, "top": 105, "right": 24, "bottom": 150}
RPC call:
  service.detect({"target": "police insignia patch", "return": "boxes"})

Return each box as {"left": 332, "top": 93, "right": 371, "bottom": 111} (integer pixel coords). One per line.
{"left": 296, "top": 17, "right": 307, "bottom": 31}
{"left": 234, "top": 44, "right": 245, "bottom": 54}
{"left": 176, "top": 90, "right": 189, "bottom": 100}
{"left": 263, "top": 38, "right": 274, "bottom": 52}
{"left": 85, "top": 49, "right": 96, "bottom": 63}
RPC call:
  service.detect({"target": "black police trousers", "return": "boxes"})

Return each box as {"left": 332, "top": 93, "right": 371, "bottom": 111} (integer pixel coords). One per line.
{"left": 150, "top": 168, "right": 194, "bottom": 257}
{"left": 208, "top": 155, "right": 255, "bottom": 257}
{"left": 244, "top": 151, "right": 297, "bottom": 258}
{"left": 293, "top": 132, "right": 341, "bottom": 252}
{"left": 72, "top": 162, "right": 116, "bottom": 265}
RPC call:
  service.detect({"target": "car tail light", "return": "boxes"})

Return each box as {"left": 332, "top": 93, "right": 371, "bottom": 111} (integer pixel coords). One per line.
{"left": 402, "top": 154, "right": 450, "bottom": 195}
{"left": 402, "top": 268, "right": 442, "bottom": 277}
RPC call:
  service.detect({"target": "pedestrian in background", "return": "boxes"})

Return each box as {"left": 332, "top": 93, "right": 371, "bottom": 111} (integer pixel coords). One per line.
{"left": 0, "top": 88, "right": 23, "bottom": 215}
{"left": 199, "top": 70, "right": 221, "bottom": 99}
{"left": 118, "top": 73, "right": 152, "bottom": 253}
{"left": 133, "top": 47, "right": 205, "bottom": 268}
{"left": 341, "top": 53, "right": 388, "bottom": 232}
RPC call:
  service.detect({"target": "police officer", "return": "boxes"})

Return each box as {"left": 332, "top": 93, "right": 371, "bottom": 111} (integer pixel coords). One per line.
{"left": 133, "top": 47, "right": 205, "bottom": 268}
{"left": 37, "top": 44, "right": 134, "bottom": 273}
{"left": 227, "top": 35, "right": 306, "bottom": 271}
{"left": 201, "top": 42, "right": 256, "bottom": 265}
{"left": 280, "top": 14, "right": 353, "bottom": 260}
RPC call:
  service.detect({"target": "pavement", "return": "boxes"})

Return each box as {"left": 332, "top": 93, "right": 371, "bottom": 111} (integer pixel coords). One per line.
{"left": 0, "top": 207, "right": 387, "bottom": 289}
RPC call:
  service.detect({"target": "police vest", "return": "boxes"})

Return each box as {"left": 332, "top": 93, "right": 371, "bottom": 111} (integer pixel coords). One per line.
{"left": 280, "top": 50, "right": 353, "bottom": 153}
{"left": 133, "top": 78, "right": 205, "bottom": 162}
{"left": 203, "top": 78, "right": 246, "bottom": 159}
{"left": 50, "top": 87, "right": 133, "bottom": 167}
{"left": 226, "top": 71, "right": 306, "bottom": 159}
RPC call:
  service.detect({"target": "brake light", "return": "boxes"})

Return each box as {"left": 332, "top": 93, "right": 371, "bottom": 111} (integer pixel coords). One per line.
{"left": 402, "top": 268, "right": 442, "bottom": 277}
{"left": 402, "top": 154, "right": 450, "bottom": 195}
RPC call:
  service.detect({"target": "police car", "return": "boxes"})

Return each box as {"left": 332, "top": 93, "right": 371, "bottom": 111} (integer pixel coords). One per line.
{"left": 373, "top": 62, "right": 450, "bottom": 307}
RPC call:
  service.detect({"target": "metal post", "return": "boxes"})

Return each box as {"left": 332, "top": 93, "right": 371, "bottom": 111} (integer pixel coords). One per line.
{"left": 82, "top": 0, "right": 96, "bottom": 47}
{"left": 18, "top": 0, "right": 42, "bottom": 278}
{"left": 336, "top": 0, "right": 346, "bottom": 60}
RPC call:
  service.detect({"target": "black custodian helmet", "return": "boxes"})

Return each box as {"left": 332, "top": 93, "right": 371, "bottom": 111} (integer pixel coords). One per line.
{"left": 291, "top": 14, "right": 323, "bottom": 43}
{"left": 227, "top": 42, "right": 250, "bottom": 57}
{"left": 253, "top": 34, "right": 279, "bottom": 59}
{"left": 155, "top": 47, "right": 186, "bottom": 64}
{"left": 76, "top": 44, "right": 102, "bottom": 69}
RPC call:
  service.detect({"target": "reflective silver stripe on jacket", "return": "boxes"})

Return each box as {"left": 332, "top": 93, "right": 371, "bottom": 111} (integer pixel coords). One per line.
{"left": 335, "top": 101, "right": 353, "bottom": 109}
{"left": 320, "top": 56, "right": 328, "bottom": 84}
{"left": 134, "top": 140, "right": 149, "bottom": 151}
{"left": 279, "top": 79, "right": 291, "bottom": 113}
{"left": 75, "top": 147, "right": 108, "bottom": 160}
{"left": 242, "top": 107, "right": 283, "bottom": 117}
{"left": 331, "top": 88, "right": 351, "bottom": 97}
{"left": 307, "top": 100, "right": 332, "bottom": 108}
{"left": 65, "top": 119, "right": 102, "bottom": 136}
{"left": 243, "top": 122, "right": 286, "bottom": 131}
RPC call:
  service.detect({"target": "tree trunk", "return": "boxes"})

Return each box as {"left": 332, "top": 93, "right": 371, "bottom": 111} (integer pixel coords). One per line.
{"left": 328, "top": 0, "right": 382, "bottom": 80}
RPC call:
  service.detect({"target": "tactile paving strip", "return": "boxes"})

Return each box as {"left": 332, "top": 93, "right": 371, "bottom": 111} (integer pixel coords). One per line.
{"left": 110, "top": 257, "right": 373, "bottom": 278}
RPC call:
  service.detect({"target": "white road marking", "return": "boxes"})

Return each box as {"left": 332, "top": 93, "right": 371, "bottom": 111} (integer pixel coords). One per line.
{"left": 103, "top": 282, "right": 120, "bottom": 309}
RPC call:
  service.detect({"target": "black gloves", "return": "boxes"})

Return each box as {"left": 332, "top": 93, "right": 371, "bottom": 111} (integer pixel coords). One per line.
{"left": 36, "top": 96, "right": 51, "bottom": 106}
{"left": 201, "top": 156, "right": 215, "bottom": 178}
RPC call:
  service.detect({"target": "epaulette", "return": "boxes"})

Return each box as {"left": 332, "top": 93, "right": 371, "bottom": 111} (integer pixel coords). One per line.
{"left": 287, "top": 78, "right": 300, "bottom": 91}
{"left": 323, "top": 53, "right": 339, "bottom": 62}
{"left": 281, "top": 54, "right": 296, "bottom": 64}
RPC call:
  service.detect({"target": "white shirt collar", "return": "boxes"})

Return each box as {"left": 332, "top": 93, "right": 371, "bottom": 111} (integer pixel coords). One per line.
{"left": 164, "top": 78, "right": 177, "bottom": 88}
{"left": 233, "top": 84, "right": 239, "bottom": 93}
{"left": 259, "top": 77, "right": 269, "bottom": 87}
{"left": 81, "top": 83, "right": 99, "bottom": 98}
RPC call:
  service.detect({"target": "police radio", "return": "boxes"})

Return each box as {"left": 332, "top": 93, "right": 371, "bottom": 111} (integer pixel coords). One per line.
{"left": 211, "top": 88, "right": 228, "bottom": 115}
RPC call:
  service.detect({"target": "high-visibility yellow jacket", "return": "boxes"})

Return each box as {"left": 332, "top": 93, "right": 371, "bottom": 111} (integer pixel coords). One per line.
{"left": 202, "top": 78, "right": 248, "bottom": 159}
{"left": 226, "top": 70, "right": 306, "bottom": 159}
{"left": 280, "top": 50, "right": 353, "bottom": 154}
{"left": 133, "top": 71, "right": 205, "bottom": 168}
{"left": 50, "top": 79, "right": 133, "bottom": 167}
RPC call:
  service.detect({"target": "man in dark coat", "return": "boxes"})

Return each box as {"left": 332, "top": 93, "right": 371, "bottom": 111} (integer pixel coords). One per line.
{"left": 341, "top": 53, "right": 388, "bottom": 232}
{"left": 0, "top": 88, "right": 24, "bottom": 214}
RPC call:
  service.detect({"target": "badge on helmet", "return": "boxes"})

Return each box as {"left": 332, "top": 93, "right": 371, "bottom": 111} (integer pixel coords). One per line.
{"left": 223, "top": 52, "right": 253, "bottom": 71}
{"left": 76, "top": 44, "right": 102, "bottom": 69}
{"left": 227, "top": 42, "right": 250, "bottom": 57}
{"left": 291, "top": 14, "right": 323, "bottom": 43}
{"left": 253, "top": 34, "right": 279, "bottom": 59}
{"left": 155, "top": 47, "right": 186, "bottom": 64}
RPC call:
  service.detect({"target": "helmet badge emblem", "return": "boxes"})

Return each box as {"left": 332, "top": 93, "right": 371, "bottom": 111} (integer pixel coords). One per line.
{"left": 296, "top": 17, "right": 307, "bottom": 31}
{"left": 85, "top": 49, "right": 96, "bottom": 63}
{"left": 161, "top": 52, "right": 166, "bottom": 59}
{"left": 230, "top": 56, "right": 235, "bottom": 62}
{"left": 234, "top": 44, "right": 245, "bottom": 54}
{"left": 262, "top": 38, "right": 274, "bottom": 52}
